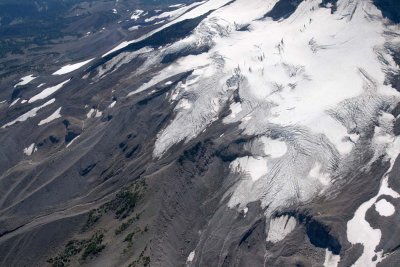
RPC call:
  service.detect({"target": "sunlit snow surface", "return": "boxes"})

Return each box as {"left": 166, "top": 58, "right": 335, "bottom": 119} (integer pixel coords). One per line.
{"left": 347, "top": 178, "right": 400, "bottom": 266}
{"left": 28, "top": 80, "right": 70, "bottom": 103}
{"left": 375, "top": 198, "right": 395, "bottom": 217}
{"left": 92, "top": 0, "right": 400, "bottom": 263}
{"left": 118, "top": 0, "right": 400, "bottom": 223}
{"left": 38, "top": 107, "right": 62, "bottom": 126}
{"left": 145, "top": 2, "right": 205, "bottom": 23}
{"left": 266, "top": 215, "right": 296, "bottom": 243}
{"left": 52, "top": 59, "right": 94, "bottom": 75}
{"left": 2, "top": 99, "right": 55, "bottom": 128}
{"left": 324, "top": 249, "right": 341, "bottom": 267}
{"left": 14, "top": 74, "right": 36, "bottom": 87}
{"left": 23, "top": 143, "right": 36, "bottom": 156}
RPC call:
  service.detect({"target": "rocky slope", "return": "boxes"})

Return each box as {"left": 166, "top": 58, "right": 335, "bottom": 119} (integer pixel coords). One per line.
{"left": 1, "top": 0, "right": 400, "bottom": 266}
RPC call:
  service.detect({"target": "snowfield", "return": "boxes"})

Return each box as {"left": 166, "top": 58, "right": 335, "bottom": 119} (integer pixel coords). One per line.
{"left": 109, "top": 0, "right": 400, "bottom": 259}
{"left": 2, "top": 98, "right": 55, "bottom": 128}
{"left": 38, "top": 107, "right": 62, "bottom": 126}
{"left": 5, "top": 0, "right": 395, "bottom": 264}
{"left": 52, "top": 59, "right": 94, "bottom": 75}
{"left": 28, "top": 79, "right": 70, "bottom": 103}
{"left": 23, "top": 143, "right": 36, "bottom": 156}
{"left": 14, "top": 74, "right": 36, "bottom": 87}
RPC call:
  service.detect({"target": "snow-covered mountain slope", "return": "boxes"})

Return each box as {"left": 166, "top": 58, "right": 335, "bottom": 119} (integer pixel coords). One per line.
{"left": 1, "top": 0, "right": 400, "bottom": 266}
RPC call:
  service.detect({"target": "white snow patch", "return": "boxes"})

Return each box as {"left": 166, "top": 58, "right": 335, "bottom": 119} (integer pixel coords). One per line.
{"left": 2, "top": 98, "right": 55, "bottom": 128}
{"left": 131, "top": 9, "right": 144, "bottom": 20}
{"left": 324, "top": 249, "right": 340, "bottom": 267}
{"left": 267, "top": 215, "right": 296, "bottom": 243}
{"left": 186, "top": 250, "right": 195, "bottom": 263}
{"left": 347, "top": 178, "right": 400, "bottom": 266}
{"left": 95, "top": 110, "right": 102, "bottom": 118}
{"left": 66, "top": 136, "right": 79, "bottom": 148}
{"left": 102, "top": 0, "right": 230, "bottom": 58}
{"left": 243, "top": 207, "right": 248, "bottom": 217}
{"left": 230, "top": 156, "right": 268, "bottom": 182}
{"left": 23, "top": 143, "right": 36, "bottom": 156}
{"left": 14, "top": 74, "right": 36, "bottom": 87}
{"left": 145, "top": 2, "right": 204, "bottom": 23}
{"left": 103, "top": 41, "right": 133, "bottom": 57}
{"left": 53, "top": 59, "right": 94, "bottom": 75}
{"left": 309, "top": 162, "right": 332, "bottom": 186}
{"left": 87, "top": 108, "right": 95, "bottom": 118}
{"left": 109, "top": 101, "right": 116, "bottom": 108}
{"left": 144, "top": 0, "right": 400, "bottom": 220}
{"left": 38, "top": 107, "right": 62, "bottom": 126}
{"left": 9, "top": 98, "right": 20, "bottom": 107}
{"left": 375, "top": 199, "right": 395, "bottom": 217}
{"left": 260, "top": 137, "right": 287, "bottom": 158}
{"left": 169, "top": 4, "right": 185, "bottom": 8}
{"left": 177, "top": 99, "right": 192, "bottom": 110}
{"left": 128, "top": 25, "right": 141, "bottom": 31}
{"left": 229, "top": 102, "right": 242, "bottom": 118}
{"left": 28, "top": 79, "right": 70, "bottom": 103}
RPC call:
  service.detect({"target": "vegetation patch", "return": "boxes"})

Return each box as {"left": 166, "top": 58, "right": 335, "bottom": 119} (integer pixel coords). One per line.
{"left": 128, "top": 245, "right": 151, "bottom": 267}
{"left": 81, "top": 232, "right": 106, "bottom": 260}
{"left": 47, "top": 232, "right": 106, "bottom": 267}
{"left": 82, "top": 180, "right": 147, "bottom": 231}
{"left": 115, "top": 212, "right": 141, "bottom": 235}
